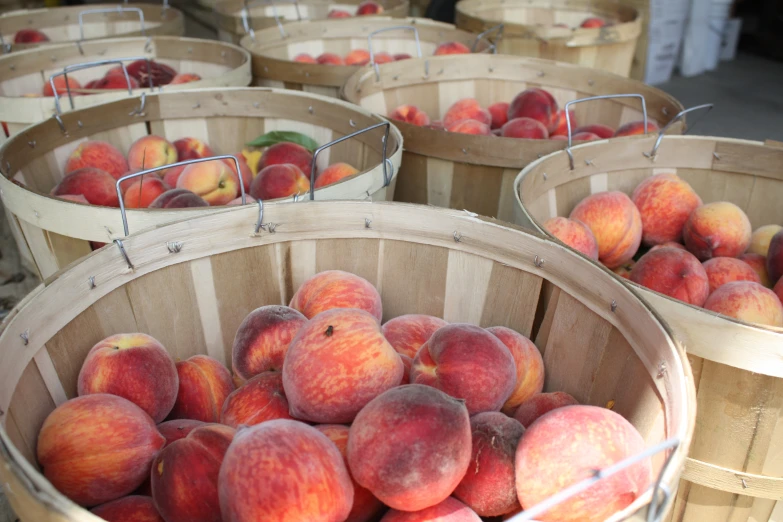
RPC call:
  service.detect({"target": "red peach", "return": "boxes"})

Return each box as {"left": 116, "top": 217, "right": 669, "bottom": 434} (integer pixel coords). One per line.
{"left": 51, "top": 167, "right": 121, "bottom": 207}
{"left": 156, "top": 419, "right": 206, "bottom": 447}
{"left": 488, "top": 102, "right": 510, "bottom": 129}
{"left": 739, "top": 253, "right": 772, "bottom": 287}
{"left": 428, "top": 120, "right": 445, "bottom": 131}
{"left": 289, "top": 270, "right": 383, "bottom": 320}
{"left": 176, "top": 160, "right": 240, "bottom": 205}
{"left": 614, "top": 120, "right": 660, "bottom": 137}
{"left": 393, "top": 53, "right": 412, "bottom": 61}
{"left": 580, "top": 17, "right": 607, "bottom": 28}
{"left": 704, "top": 281, "right": 783, "bottom": 327}
{"left": 329, "top": 9, "right": 352, "bottom": 18}
{"left": 283, "top": 308, "right": 403, "bottom": 423}
{"left": 649, "top": 241, "right": 687, "bottom": 252}
{"left": 411, "top": 323, "right": 517, "bottom": 414}
{"left": 223, "top": 154, "right": 254, "bottom": 193}
{"left": 434, "top": 41, "right": 471, "bottom": 55}
{"left": 570, "top": 191, "right": 642, "bottom": 268}
{"left": 127, "top": 135, "right": 177, "bottom": 174}
{"left": 766, "top": 230, "right": 783, "bottom": 284}
{"left": 316, "top": 162, "right": 360, "bottom": 188}
{"left": 501, "top": 117, "right": 549, "bottom": 139}
{"left": 443, "top": 98, "right": 492, "bottom": 128}
{"left": 93, "top": 75, "right": 140, "bottom": 90}
{"left": 357, "top": 1, "right": 384, "bottom": 15}
{"left": 250, "top": 163, "right": 310, "bottom": 200}
{"left": 373, "top": 52, "right": 394, "bottom": 64}
{"left": 91, "top": 496, "right": 163, "bottom": 522}
{"left": 549, "top": 109, "right": 576, "bottom": 137}
{"left": 169, "top": 355, "right": 234, "bottom": 423}
{"left": 227, "top": 195, "right": 256, "bottom": 205}
{"left": 219, "top": 420, "right": 354, "bottom": 521}
{"left": 507, "top": 88, "right": 558, "bottom": 132}
{"left": 347, "top": 384, "right": 471, "bottom": 511}
{"left": 345, "top": 49, "right": 371, "bottom": 66}
{"left": 126, "top": 60, "right": 177, "bottom": 87}
{"left": 574, "top": 124, "right": 615, "bottom": 138}
{"left": 174, "top": 137, "right": 214, "bottom": 162}
{"left": 448, "top": 119, "right": 492, "bottom": 135}
{"left": 77, "top": 333, "right": 178, "bottom": 423}
{"left": 550, "top": 135, "right": 568, "bottom": 141}
{"left": 169, "top": 73, "right": 201, "bottom": 85}
{"left": 149, "top": 188, "right": 209, "bottom": 208}
{"left": 683, "top": 202, "right": 752, "bottom": 260}
{"left": 572, "top": 132, "right": 600, "bottom": 141}
{"left": 632, "top": 173, "right": 703, "bottom": 246}
{"left": 390, "top": 104, "right": 431, "bottom": 126}
{"left": 774, "top": 278, "right": 783, "bottom": 304}
{"left": 220, "top": 372, "right": 293, "bottom": 428}
{"left": 37, "top": 394, "right": 165, "bottom": 506}
{"left": 487, "top": 326, "right": 545, "bottom": 414}
{"left": 400, "top": 354, "right": 413, "bottom": 385}
{"left": 381, "top": 314, "right": 448, "bottom": 358}
{"left": 513, "top": 391, "right": 579, "bottom": 428}
{"left": 749, "top": 224, "right": 783, "bottom": 256}
{"left": 43, "top": 75, "right": 82, "bottom": 97}
{"left": 66, "top": 141, "right": 129, "bottom": 179}
{"left": 56, "top": 194, "right": 90, "bottom": 204}
{"left": 381, "top": 498, "right": 481, "bottom": 521}
{"left": 543, "top": 217, "right": 599, "bottom": 260}
{"left": 703, "top": 257, "right": 761, "bottom": 293}
{"left": 317, "top": 53, "right": 346, "bottom": 65}
{"left": 123, "top": 177, "right": 170, "bottom": 209}
{"left": 613, "top": 262, "right": 634, "bottom": 280}
{"left": 258, "top": 142, "right": 314, "bottom": 174}
{"left": 630, "top": 248, "right": 710, "bottom": 306}
{"left": 294, "top": 53, "right": 317, "bottom": 63}
{"left": 14, "top": 28, "right": 49, "bottom": 43}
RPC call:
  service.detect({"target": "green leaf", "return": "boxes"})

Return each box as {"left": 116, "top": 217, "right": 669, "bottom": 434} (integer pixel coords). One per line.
{"left": 246, "top": 131, "right": 319, "bottom": 151}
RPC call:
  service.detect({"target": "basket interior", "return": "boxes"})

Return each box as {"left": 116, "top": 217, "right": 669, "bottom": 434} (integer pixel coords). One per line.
{"left": 261, "top": 36, "right": 441, "bottom": 61}
{"left": 457, "top": 0, "right": 636, "bottom": 26}
{"left": 217, "top": 0, "right": 407, "bottom": 23}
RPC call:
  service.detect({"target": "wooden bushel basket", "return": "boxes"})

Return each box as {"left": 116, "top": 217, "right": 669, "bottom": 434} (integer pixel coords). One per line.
{"left": 242, "top": 17, "right": 493, "bottom": 99}
{"left": 0, "top": 87, "right": 403, "bottom": 281}
{"left": 514, "top": 134, "right": 783, "bottom": 522}
{"left": 455, "top": 0, "right": 642, "bottom": 77}
{"left": 0, "top": 3, "right": 184, "bottom": 52}
{"left": 0, "top": 200, "right": 694, "bottom": 521}
{"left": 213, "top": 0, "right": 410, "bottom": 45}
{"left": 341, "top": 54, "right": 684, "bottom": 221}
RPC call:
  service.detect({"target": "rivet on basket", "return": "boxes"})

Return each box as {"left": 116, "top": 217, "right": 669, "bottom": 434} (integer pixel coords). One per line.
{"left": 453, "top": 231, "right": 463, "bottom": 242}
{"left": 611, "top": 300, "right": 617, "bottom": 313}
{"left": 166, "top": 241, "right": 183, "bottom": 254}
{"left": 308, "top": 106, "right": 314, "bottom": 114}
{"left": 365, "top": 218, "right": 372, "bottom": 229}
{"left": 27, "top": 141, "right": 35, "bottom": 149}
{"left": 657, "top": 361, "right": 667, "bottom": 378}
{"left": 534, "top": 255, "right": 544, "bottom": 268}
{"left": 20, "top": 329, "right": 29, "bottom": 346}
{"left": 88, "top": 276, "right": 96, "bottom": 290}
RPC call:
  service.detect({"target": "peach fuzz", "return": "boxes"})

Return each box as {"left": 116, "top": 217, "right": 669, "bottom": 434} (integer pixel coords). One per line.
{"left": 250, "top": 163, "right": 310, "bottom": 200}
{"left": 123, "top": 177, "right": 170, "bottom": 209}
{"left": 574, "top": 123, "right": 615, "bottom": 139}
{"left": 51, "top": 167, "right": 121, "bottom": 207}
{"left": 488, "top": 102, "right": 510, "bottom": 129}
{"left": 37, "top": 394, "right": 165, "bottom": 506}
{"left": 381, "top": 314, "right": 448, "bottom": 358}
{"left": 515, "top": 405, "right": 651, "bottom": 522}
{"left": 283, "top": 308, "right": 403, "bottom": 423}
{"left": 507, "top": 88, "right": 558, "bottom": 132}
{"left": 411, "top": 323, "right": 516, "bottom": 414}
{"left": 127, "top": 135, "right": 177, "bottom": 174}
{"left": 316, "top": 162, "right": 360, "bottom": 188}
{"left": 232, "top": 305, "right": 307, "bottom": 381}
{"left": 704, "top": 281, "right": 783, "bottom": 327}
{"left": 513, "top": 391, "right": 579, "bottom": 428}
{"left": 66, "top": 141, "right": 129, "bottom": 179}
{"left": 448, "top": 119, "right": 492, "bottom": 135}
{"left": 453, "top": 412, "right": 524, "bottom": 516}
{"left": 766, "top": 230, "right": 783, "bottom": 284}
{"left": 219, "top": 420, "right": 354, "bottom": 521}
{"left": 630, "top": 248, "right": 710, "bottom": 306}
{"left": 221, "top": 372, "right": 293, "bottom": 428}
{"left": 289, "top": 269, "right": 383, "bottom": 320}
{"left": 443, "top": 98, "right": 492, "bottom": 128}
{"left": 487, "top": 326, "right": 545, "bottom": 414}
{"left": 151, "top": 424, "right": 235, "bottom": 522}
{"left": 315, "top": 424, "right": 385, "bottom": 522}
{"left": 543, "top": 216, "right": 599, "bottom": 260}
{"left": 176, "top": 160, "right": 240, "bottom": 206}
{"left": 739, "top": 253, "right": 772, "bottom": 287}
{"left": 683, "top": 201, "right": 752, "bottom": 260}
{"left": 434, "top": 41, "right": 471, "bottom": 55}
{"left": 347, "top": 384, "right": 471, "bottom": 511}
{"left": 390, "top": 104, "right": 431, "bottom": 126}
{"left": 258, "top": 142, "right": 314, "bottom": 174}
{"left": 77, "top": 333, "right": 178, "bottom": 423}
{"left": 91, "top": 496, "right": 163, "bottom": 522}
{"left": 149, "top": 188, "right": 209, "bottom": 208}
{"left": 43, "top": 75, "right": 82, "bottom": 97}
{"left": 170, "top": 73, "right": 201, "bottom": 85}
{"left": 328, "top": 9, "right": 352, "bottom": 17}
{"left": 749, "top": 224, "right": 782, "bottom": 256}
{"left": 317, "top": 52, "right": 345, "bottom": 65}
{"left": 703, "top": 257, "right": 761, "bottom": 293}
{"left": 357, "top": 1, "right": 384, "bottom": 14}
{"left": 381, "top": 498, "right": 481, "bottom": 521}
{"left": 345, "top": 49, "right": 371, "bottom": 65}
{"left": 156, "top": 419, "right": 206, "bottom": 447}
{"left": 632, "top": 173, "right": 703, "bottom": 246}
{"left": 549, "top": 109, "right": 576, "bottom": 137}
{"left": 569, "top": 191, "right": 642, "bottom": 268}
{"left": 294, "top": 53, "right": 317, "bottom": 63}
{"left": 168, "top": 355, "right": 234, "bottom": 423}
{"left": 501, "top": 117, "right": 549, "bottom": 139}
{"left": 614, "top": 120, "right": 659, "bottom": 137}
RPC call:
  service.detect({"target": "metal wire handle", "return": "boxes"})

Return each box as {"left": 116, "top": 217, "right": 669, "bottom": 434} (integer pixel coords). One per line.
{"left": 79, "top": 7, "right": 147, "bottom": 41}
{"left": 242, "top": 0, "right": 303, "bottom": 40}
{"left": 309, "top": 122, "right": 390, "bottom": 201}
{"left": 647, "top": 104, "right": 714, "bottom": 159}
{"left": 123, "top": 0, "right": 169, "bottom": 9}
{"left": 564, "top": 94, "right": 649, "bottom": 170}
{"left": 471, "top": 23, "right": 503, "bottom": 53}
{"left": 367, "top": 25, "right": 422, "bottom": 81}
{"left": 116, "top": 155, "right": 246, "bottom": 236}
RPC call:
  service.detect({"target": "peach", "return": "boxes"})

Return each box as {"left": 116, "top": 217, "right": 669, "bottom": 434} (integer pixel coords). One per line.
{"left": 37, "top": 394, "right": 165, "bottom": 506}
{"left": 241, "top": 148, "right": 263, "bottom": 176}
{"left": 704, "top": 281, "right": 783, "bottom": 326}
{"left": 317, "top": 52, "right": 346, "bottom": 65}
{"left": 570, "top": 191, "right": 642, "bottom": 268}
{"left": 501, "top": 117, "right": 549, "bottom": 139}
{"left": 221, "top": 372, "right": 293, "bottom": 428}
{"left": 223, "top": 153, "right": 254, "bottom": 193}
{"left": 428, "top": 121, "right": 446, "bottom": 131}
{"left": 345, "top": 49, "right": 371, "bottom": 66}
{"left": 630, "top": 248, "right": 710, "bottom": 306}
{"left": 283, "top": 308, "right": 403, "bottom": 423}
{"left": 434, "top": 41, "right": 471, "bottom": 55}
{"left": 703, "top": 257, "right": 761, "bottom": 293}
{"left": 219, "top": 419, "right": 354, "bottom": 521}
{"left": 515, "top": 405, "right": 651, "bottom": 522}
{"left": 769, "top": 230, "right": 783, "bottom": 284}
{"left": 168, "top": 355, "right": 234, "bottom": 423}
{"left": 580, "top": 17, "right": 607, "bottom": 28}
{"left": 315, "top": 424, "right": 385, "bottom": 522}
{"left": 411, "top": 323, "right": 516, "bottom": 414}
{"left": 613, "top": 262, "right": 634, "bottom": 280}
{"left": 127, "top": 135, "right": 177, "bottom": 174}
{"left": 487, "top": 326, "right": 545, "bottom": 414}
{"left": 233, "top": 305, "right": 307, "bottom": 380}
{"left": 294, "top": 53, "right": 317, "bottom": 63}
{"left": 127, "top": 60, "right": 177, "bottom": 87}
{"left": 93, "top": 75, "right": 140, "bottom": 90}
{"left": 393, "top": 53, "right": 412, "bottom": 61}
{"left": 91, "top": 496, "right": 163, "bottom": 522}
{"left": 56, "top": 194, "right": 90, "bottom": 204}
{"left": 373, "top": 52, "right": 394, "bottom": 64}
{"left": 227, "top": 195, "right": 256, "bottom": 205}
{"left": 176, "top": 160, "right": 240, "bottom": 205}
{"left": 574, "top": 124, "right": 615, "bottom": 139}
{"left": 123, "top": 177, "right": 170, "bottom": 209}
{"left": 289, "top": 270, "right": 383, "bottom": 320}
{"left": 51, "top": 167, "right": 121, "bottom": 207}
{"left": 400, "top": 354, "right": 413, "bottom": 384}
{"left": 550, "top": 135, "right": 568, "bottom": 141}
{"left": 14, "top": 28, "right": 49, "bottom": 43}
{"left": 390, "top": 104, "right": 431, "bottom": 126}
{"left": 632, "top": 173, "right": 703, "bottom": 246}
{"left": 149, "top": 188, "right": 209, "bottom": 208}
{"left": 739, "top": 253, "right": 772, "bottom": 287}
{"left": 169, "top": 73, "right": 201, "bottom": 85}
{"left": 543, "top": 217, "right": 599, "bottom": 260}
{"left": 156, "top": 419, "right": 206, "bottom": 446}
{"left": 507, "top": 88, "right": 558, "bottom": 132}
{"left": 452, "top": 412, "right": 524, "bottom": 516}
{"left": 173, "top": 137, "right": 214, "bottom": 162}
{"left": 250, "top": 163, "right": 310, "bottom": 200}
{"left": 448, "top": 119, "right": 492, "bottom": 135}
{"left": 443, "top": 98, "right": 492, "bottom": 128}
{"left": 381, "top": 314, "right": 448, "bottom": 358}
{"left": 258, "top": 142, "right": 314, "bottom": 174}
{"left": 151, "top": 424, "right": 235, "bottom": 522}
{"left": 66, "top": 140, "right": 129, "bottom": 178}
{"left": 357, "top": 1, "right": 384, "bottom": 15}
{"left": 43, "top": 75, "right": 82, "bottom": 97}
{"left": 381, "top": 498, "right": 481, "bottom": 521}
{"left": 775, "top": 278, "right": 783, "bottom": 304}
{"left": 614, "top": 120, "right": 660, "bottom": 137}
{"left": 347, "top": 384, "right": 471, "bottom": 511}
{"left": 488, "top": 102, "right": 510, "bottom": 129}
{"left": 572, "top": 132, "right": 600, "bottom": 141}
{"left": 683, "top": 202, "right": 752, "bottom": 260}
{"left": 649, "top": 241, "right": 687, "bottom": 252}
{"left": 329, "top": 9, "right": 352, "bottom": 17}
{"left": 549, "top": 109, "right": 576, "bottom": 137}
{"left": 316, "top": 162, "right": 360, "bottom": 188}
{"left": 77, "top": 333, "right": 178, "bottom": 423}
{"left": 749, "top": 224, "right": 783, "bottom": 256}
{"left": 513, "top": 391, "right": 579, "bottom": 428}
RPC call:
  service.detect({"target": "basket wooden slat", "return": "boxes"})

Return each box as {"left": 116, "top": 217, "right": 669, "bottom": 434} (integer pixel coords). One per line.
{"left": 342, "top": 54, "right": 684, "bottom": 220}
{"left": 455, "top": 0, "right": 642, "bottom": 77}
{"left": 0, "top": 87, "right": 403, "bottom": 280}
{"left": 0, "top": 200, "right": 694, "bottom": 522}
{"left": 514, "top": 135, "right": 783, "bottom": 522}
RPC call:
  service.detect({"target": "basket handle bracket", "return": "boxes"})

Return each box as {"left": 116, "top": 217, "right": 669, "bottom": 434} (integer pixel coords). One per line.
{"left": 645, "top": 104, "right": 714, "bottom": 160}
{"left": 78, "top": 7, "right": 147, "bottom": 41}
{"left": 367, "top": 25, "right": 423, "bottom": 81}
{"left": 242, "top": 0, "right": 303, "bottom": 40}
{"left": 472, "top": 23, "right": 504, "bottom": 54}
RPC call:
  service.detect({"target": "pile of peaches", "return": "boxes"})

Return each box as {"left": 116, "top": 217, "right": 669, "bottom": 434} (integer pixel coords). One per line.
{"left": 390, "top": 87, "right": 656, "bottom": 138}
{"left": 327, "top": 0, "right": 384, "bottom": 18}
{"left": 37, "top": 269, "right": 652, "bottom": 522}
{"left": 544, "top": 174, "right": 783, "bottom": 327}
{"left": 293, "top": 40, "right": 473, "bottom": 67}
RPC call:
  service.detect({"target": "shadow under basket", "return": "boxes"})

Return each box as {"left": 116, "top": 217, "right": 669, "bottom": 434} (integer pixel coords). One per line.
{"left": 514, "top": 135, "right": 783, "bottom": 522}
{"left": 0, "top": 201, "right": 694, "bottom": 521}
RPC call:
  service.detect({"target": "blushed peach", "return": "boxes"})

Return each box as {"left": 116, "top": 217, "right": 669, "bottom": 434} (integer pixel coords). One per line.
{"left": 390, "top": 104, "right": 431, "bottom": 126}
{"left": 739, "top": 253, "right": 772, "bottom": 287}
{"left": 393, "top": 53, "right": 411, "bottom": 61}
{"left": 434, "top": 41, "right": 471, "bottom": 55}
{"left": 176, "top": 160, "right": 240, "bottom": 205}
{"left": 149, "top": 188, "right": 209, "bottom": 208}
{"left": 489, "top": 102, "right": 510, "bottom": 129}
{"left": 250, "top": 163, "right": 310, "bottom": 200}
{"left": 572, "top": 131, "right": 600, "bottom": 141}
{"left": 614, "top": 120, "right": 659, "bottom": 137}
{"left": 56, "top": 194, "right": 90, "bottom": 204}
{"left": 345, "top": 49, "right": 371, "bottom": 65}
{"left": 507, "top": 88, "right": 558, "bottom": 132}
{"left": 769, "top": 230, "right": 783, "bottom": 284}
{"left": 156, "top": 419, "right": 206, "bottom": 447}
{"left": 381, "top": 498, "right": 481, "bottom": 521}
{"left": 126, "top": 60, "right": 177, "bottom": 87}
{"left": 289, "top": 270, "right": 383, "bottom": 320}
{"left": 549, "top": 109, "right": 576, "bottom": 137}
{"left": 328, "top": 9, "right": 352, "bottom": 17}
{"left": 14, "top": 28, "right": 49, "bottom": 43}
{"left": 169, "top": 355, "right": 234, "bottom": 423}
{"left": 373, "top": 52, "right": 394, "bottom": 64}
{"left": 574, "top": 124, "right": 615, "bottom": 138}
{"left": 630, "top": 248, "right": 710, "bottom": 306}
{"left": 381, "top": 314, "right": 448, "bottom": 358}
{"left": 649, "top": 241, "right": 687, "bottom": 252}
{"left": 487, "top": 326, "right": 544, "bottom": 414}
{"left": 258, "top": 142, "right": 314, "bottom": 174}
{"left": 316, "top": 162, "right": 360, "bottom": 188}
{"left": 774, "top": 278, "right": 783, "bottom": 304}
{"left": 294, "top": 53, "right": 317, "bottom": 63}
{"left": 749, "top": 224, "right": 782, "bottom": 256}
{"left": 173, "top": 137, "right": 214, "bottom": 162}
{"left": 683, "top": 202, "right": 752, "bottom": 260}
{"left": 43, "top": 75, "right": 82, "bottom": 97}
{"left": 632, "top": 173, "right": 703, "bottom": 246}
{"left": 91, "top": 496, "right": 163, "bottom": 522}
{"left": 613, "top": 262, "right": 635, "bottom": 280}
{"left": 51, "top": 167, "right": 121, "bottom": 207}
{"left": 580, "top": 17, "right": 607, "bottom": 28}
{"left": 66, "top": 141, "right": 129, "bottom": 178}
{"left": 513, "top": 391, "right": 579, "bottom": 428}
{"left": 226, "top": 195, "right": 256, "bottom": 205}
{"left": 357, "top": 1, "right": 383, "bottom": 14}
{"left": 570, "top": 191, "right": 642, "bottom": 268}
{"left": 127, "top": 135, "right": 177, "bottom": 174}
{"left": 501, "top": 117, "right": 549, "bottom": 139}
{"left": 443, "top": 98, "right": 492, "bottom": 128}
{"left": 123, "top": 177, "right": 170, "bottom": 209}
{"left": 448, "top": 119, "right": 492, "bottom": 135}
{"left": 221, "top": 372, "right": 293, "bottom": 428}
{"left": 543, "top": 217, "right": 599, "bottom": 260}
{"left": 93, "top": 75, "right": 140, "bottom": 90}
{"left": 400, "top": 354, "right": 413, "bottom": 385}
{"left": 703, "top": 257, "right": 761, "bottom": 293}
{"left": 223, "top": 153, "right": 254, "bottom": 193}
{"left": 317, "top": 53, "right": 345, "bottom": 65}
{"left": 169, "top": 73, "right": 201, "bottom": 85}
{"left": 704, "top": 281, "right": 783, "bottom": 327}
